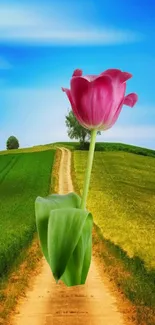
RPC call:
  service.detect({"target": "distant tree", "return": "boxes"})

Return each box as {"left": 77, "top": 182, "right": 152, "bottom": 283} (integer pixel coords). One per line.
{"left": 6, "top": 136, "right": 19, "bottom": 150}
{"left": 65, "top": 110, "right": 101, "bottom": 148}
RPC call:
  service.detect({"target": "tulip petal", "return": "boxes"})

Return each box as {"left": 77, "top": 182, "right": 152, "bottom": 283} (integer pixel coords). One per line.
{"left": 71, "top": 76, "right": 89, "bottom": 98}
{"left": 72, "top": 69, "right": 83, "bottom": 77}
{"left": 71, "top": 76, "right": 92, "bottom": 128}
{"left": 124, "top": 93, "right": 138, "bottom": 107}
{"left": 91, "top": 75, "right": 115, "bottom": 126}
{"left": 97, "top": 77, "right": 126, "bottom": 130}
{"left": 62, "top": 86, "right": 86, "bottom": 127}
{"left": 101, "top": 69, "right": 132, "bottom": 83}
{"left": 120, "top": 72, "right": 132, "bottom": 83}
{"left": 100, "top": 68, "right": 122, "bottom": 79}
{"left": 73, "top": 75, "right": 116, "bottom": 128}
{"left": 102, "top": 99, "right": 124, "bottom": 130}
{"left": 105, "top": 92, "right": 138, "bottom": 129}
{"left": 62, "top": 87, "right": 75, "bottom": 108}
{"left": 83, "top": 75, "right": 97, "bottom": 82}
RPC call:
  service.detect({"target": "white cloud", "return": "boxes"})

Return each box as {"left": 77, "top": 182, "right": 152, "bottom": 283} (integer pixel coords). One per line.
{"left": 0, "top": 29, "right": 139, "bottom": 46}
{"left": 0, "top": 6, "right": 41, "bottom": 27}
{"left": 0, "top": 4, "right": 142, "bottom": 45}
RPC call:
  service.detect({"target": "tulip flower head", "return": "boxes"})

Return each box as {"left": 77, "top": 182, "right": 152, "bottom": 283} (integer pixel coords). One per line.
{"left": 62, "top": 68, "right": 138, "bottom": 130}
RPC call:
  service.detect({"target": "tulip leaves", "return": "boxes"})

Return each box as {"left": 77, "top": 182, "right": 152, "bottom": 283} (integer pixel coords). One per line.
{"left": 35, "top": 192, "right": 93, "bottom": 286}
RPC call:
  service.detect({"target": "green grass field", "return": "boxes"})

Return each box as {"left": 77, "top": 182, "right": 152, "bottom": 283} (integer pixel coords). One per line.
{"left": 74, "top": 150, "right": 155, "bottom": 323}
{"left": 1, "top": 141, "right": 155, "bottom": 324}
{"left": 0, "top": 149, "right": 55, "bottom": 276}
{"left": 55, "top": 141, "right": 155, "bottom": 157}
{"left": 74, "top": 150, "right": 155, "bottom": 270}
{"left": 0, "top": 144, "right": 55, "bottom": 156}
{"left": 1, "top": 141, "right": 154, "bottom": 157}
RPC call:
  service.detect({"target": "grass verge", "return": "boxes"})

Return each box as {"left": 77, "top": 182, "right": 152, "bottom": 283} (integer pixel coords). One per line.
{"left": 0, "top": 235, "right": 42, "bottom": 325}
{"left": 93, "top": 225, "right": 155, "bottom": 325}
{"left": 0, "top": 150, "right": 55, "bottom": 276}
{"left": 73, "top": 149, "right": 155, "bottom": 325}
{"left": 0, "top": 148, "right": 60, "bottom": 325}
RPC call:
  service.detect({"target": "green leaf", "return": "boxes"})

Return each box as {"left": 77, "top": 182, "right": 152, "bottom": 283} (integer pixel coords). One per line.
{"left": 35, "top": 192, "right": 93, "bottom": 286}
{"left": 61, "top": 211, "right": 92, "bottom": 286}
{"left": 35, "top": 192, "right": 81, "bottom": 262}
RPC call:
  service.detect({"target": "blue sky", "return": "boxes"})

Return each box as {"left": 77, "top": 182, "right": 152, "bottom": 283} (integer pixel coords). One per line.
{"left": 0, "top": 0, "right": 155, "bottom": 149}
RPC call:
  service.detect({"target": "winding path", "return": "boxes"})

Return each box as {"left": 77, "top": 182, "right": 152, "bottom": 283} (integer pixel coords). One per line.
{"left": 12, "top": 148, "right": 125, "bottom": 325}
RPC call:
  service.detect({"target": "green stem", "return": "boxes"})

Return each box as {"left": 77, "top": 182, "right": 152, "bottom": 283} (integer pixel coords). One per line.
{"left": 80, "top": 129, "right": 97, "bottom": 210}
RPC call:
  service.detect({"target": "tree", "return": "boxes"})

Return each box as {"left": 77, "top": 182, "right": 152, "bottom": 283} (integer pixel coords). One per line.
{"left": 6, "top": 136, "right": 19, "bottom": 150}
{"left": 65, "top": 110, "right": 101, "bottom": 148}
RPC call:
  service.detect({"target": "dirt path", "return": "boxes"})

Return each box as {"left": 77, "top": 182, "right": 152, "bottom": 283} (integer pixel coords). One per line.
{"left": 12, "top": 148, "right": 125, "bottom": 325}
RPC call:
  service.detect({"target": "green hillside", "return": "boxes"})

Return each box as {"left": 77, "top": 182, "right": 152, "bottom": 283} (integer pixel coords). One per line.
{"left": 1, "top": 141, "right": 154, "bottom": 157}
{"left": 74, "top": 150, "right": 155, "bottom": 320}
{"left": 0, "top": 144, "right": 55, "bottom": 156}
{"left": 55, "top": 141, "right": 155, "bottom": 157}
{"left": 74, "top": 150, "right": 155, "bottom": 270}
{"left": 0, "top": 149, "right": 55, "bottom": 276}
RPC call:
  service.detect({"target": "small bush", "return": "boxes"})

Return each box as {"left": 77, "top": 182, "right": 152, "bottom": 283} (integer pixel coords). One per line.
{"left": 6, "top": 136, "right": 19, "bottom": 150}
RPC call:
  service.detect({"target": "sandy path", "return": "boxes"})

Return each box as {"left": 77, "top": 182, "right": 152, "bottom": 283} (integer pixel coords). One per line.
{"left": 12, "top": 147, "right": 125, "bottom": 325}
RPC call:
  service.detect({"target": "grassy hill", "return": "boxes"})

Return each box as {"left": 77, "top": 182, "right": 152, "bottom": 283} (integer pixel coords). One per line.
{"left": 74, "top": 150, "right": 155, "bottom": 270}
{"left": 54, "top": 141, "right": 155, "bottom": 157}
{"left": 73, "top": 149, "right": 155, "bottom": 322}
{"left": 1, "top": 141, "right": 154, "bottom": 157}
{"left": 0, "top": 149, "right": 55, "bottom": 276}
{"left": 0, "top": 144, "right": 55, "bottom": 156}
{"left": 0, "top": 141, "right": 155, "bottom": 324}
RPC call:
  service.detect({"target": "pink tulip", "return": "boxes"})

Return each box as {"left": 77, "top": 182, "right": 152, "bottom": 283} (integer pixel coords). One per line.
{"left": 62, "top": 68, "right": 138, "bottom": 130}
